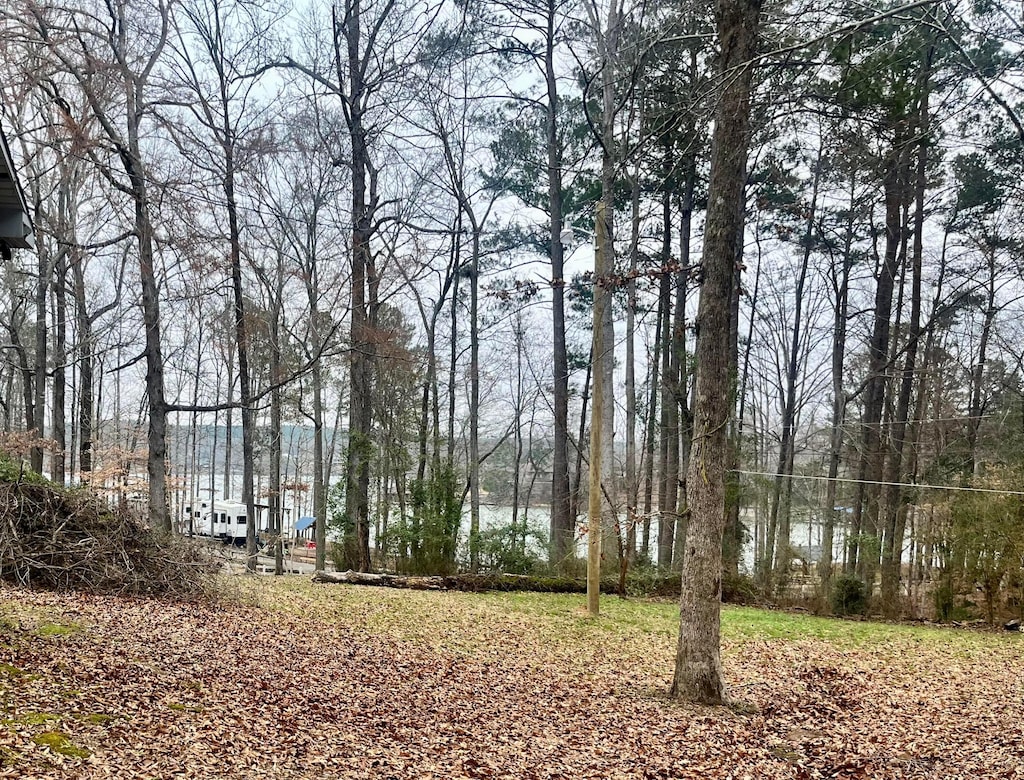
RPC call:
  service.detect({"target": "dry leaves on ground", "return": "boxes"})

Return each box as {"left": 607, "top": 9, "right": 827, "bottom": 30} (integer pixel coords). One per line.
{"left": 0, "top": 580, "right": 1021, "bottom": 779}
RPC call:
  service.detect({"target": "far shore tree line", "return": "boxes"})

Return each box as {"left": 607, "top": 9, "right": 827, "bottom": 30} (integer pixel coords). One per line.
{"left": 5, "top": 0, "right": 1024, "bottom": 700}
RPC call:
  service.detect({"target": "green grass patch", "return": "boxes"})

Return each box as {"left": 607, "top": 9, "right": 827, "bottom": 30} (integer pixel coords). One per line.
{"left": 253, "top": 577, "right": 1018, "bottom": 659}
{"left": 35, "top": 622, "right": 81, "bottom": 638}
{"left": 167, "top": 702, "right": 203, "bottom": 713}
{"left": 4, "top": 712, "right": 59, "bottom": 727}
{"left": 30, "top": 731, "right": 90, "bottom": 759}
{"left": 81, "top": 713, "right": 114, "bottom": 726}
{"left": 722, "top": 606, "right": 1015, "bottom": 648}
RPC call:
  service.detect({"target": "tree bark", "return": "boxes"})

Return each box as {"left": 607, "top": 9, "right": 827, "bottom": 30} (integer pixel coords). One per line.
{"left": 848, "top": 126, "right": 909, "bottom": 580}
{"left": 821, "top": 174, "right": 855, "bottom": 594}
{"left": 469, "top": 228, "right": 481, "bottom": 571}
{"left": 70, "top": 247, "right": 93, "bottom": 479}
{"left": 32, "top": 198, "right": 47, "bottom": 474}
{"left": 338, "top": 0, "right": 375, "bottom": 573}
{"left": 623, "top": 163, "right": 641, "bottom": 585}
{"left": 545, "top": 0, "right": 573, "bottom": 572}
{"left": 671, "top": 151, "right": 696, "bottom": 571}
{"left": 671, "top": 0, "right": 760, "bottom": 705}
{"left": 51, "top": 206, "right": 69, "bottom": 485}
{"left": 588, "top": 199, "right": 611, "bottom": 616}
{"left": 880, "top": 49, "right": 932, "bottom": 617}
{"left": 657, "top": 182, "right": 678, "bottom": 568}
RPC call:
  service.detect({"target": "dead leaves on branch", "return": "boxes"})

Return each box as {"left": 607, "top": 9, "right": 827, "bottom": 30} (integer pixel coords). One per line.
{"left": 0, "top": 584, "right": 1022, "bottom": 779}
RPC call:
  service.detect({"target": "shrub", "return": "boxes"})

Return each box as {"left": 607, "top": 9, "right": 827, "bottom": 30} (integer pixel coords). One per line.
{"left": 830, "top": 575, "right": 867, "bottom": 616}
{"left": 722, "top": 572, "right": 759, "bottom": 604}
{"left": 476, "top": 522, "right": 547, "bottom": 575}
{"left": 620, "top": 565, "right": 679, "bottom": 598}
{"left": 933, "top": 581, "right": 954, "bottom": 622}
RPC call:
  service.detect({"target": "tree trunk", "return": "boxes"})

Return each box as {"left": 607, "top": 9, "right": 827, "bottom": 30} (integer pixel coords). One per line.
{"left": 641, "top": 289, "right": 664, "bottom": 560}
{"left": 671, "top": 147, "right": 696, "bottom": 572}
{"left": 340, "top": 0, "right": 375, "bottom": 573}
{"left": 671, "top": 0, "right": 760, "bottom": 705}
{"left": 512, "top": 316, "right": 525, "bottom": 552}
{"left": 966, "top": 251, "right": 996, "bottom": 479}
{"left": 312, "top": 363, "right": 327, "bottom": 570}
{"left": 880, "top": 52, "right": 932, "bottom": 617}
{"left": 469, "top": 228, "right": 481, "bottom": 571}
{"left": 52, "top": 242, "right": 68, "bottom": 485}
{"left": 657, "top": 182, "right": 678, "bottom": 568}
{"left": 623, "top": 164, "right": 641, "bottom": 582}
{"left": 765, "top": 154, "right": 821, "bottom": 593}
{"left": 588, "top": 199, "right": 612, "bottom": 616}
{"left": 71, "top": 253, "right": 93, "bottom": 478}
{"left": 821, "top": 175, "right": 855, "bottom": 595}
{"left": 848, "top": 132, "right": 906, "bottom": 580}
{"left": 222, "top": 116, "right": 257, "bottom": 572}
{"left": 545, "top": 0, "right": 573, "bottom": 572}
{"left": 223, "top": 351, "right": 234, "bottom": 500}
{"left": 1, "top": 247, "right": 32, "bottom": 439}
{"left": 725, "top": 211, "right": 760, "bottom": 581}
{"left": 31, "top": 197, "right": 48, "bottom": 475}
{"left": 570, "top": 352, "right": 592, "bottom": 524}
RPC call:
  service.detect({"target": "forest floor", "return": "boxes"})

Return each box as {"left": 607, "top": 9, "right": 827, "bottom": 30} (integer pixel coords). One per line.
{"left": 0, "top": 578, "right": 1021, "bottom": 780}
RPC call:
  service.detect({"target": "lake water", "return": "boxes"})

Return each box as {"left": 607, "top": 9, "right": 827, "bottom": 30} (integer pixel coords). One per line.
{"left": 175, "top": 473, "right": 919, "bottom": 572}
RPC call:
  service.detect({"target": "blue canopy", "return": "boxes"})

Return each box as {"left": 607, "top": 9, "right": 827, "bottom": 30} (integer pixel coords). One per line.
{"left": 295, "top": 516, "right": 315, "bottom": 531}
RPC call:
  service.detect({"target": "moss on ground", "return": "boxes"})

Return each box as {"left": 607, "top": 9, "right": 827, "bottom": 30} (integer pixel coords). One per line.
{"left": 30, "top": 731, "right": 90, "bottom": 759}
{"left": 35, "top": 622, "right": 81, "bottom": 638}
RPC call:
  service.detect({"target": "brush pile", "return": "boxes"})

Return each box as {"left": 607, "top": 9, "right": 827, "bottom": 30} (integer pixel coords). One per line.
{"left": 0, "top": 476, "right": 213, "bottom": 598}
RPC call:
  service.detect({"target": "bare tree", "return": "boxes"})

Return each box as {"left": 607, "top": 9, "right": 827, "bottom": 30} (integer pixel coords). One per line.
{"left": 169, "top": 0, "right": 281, "bottom": 567}
{"left": 13, "top": 0, "right": 175, "bottom": 530}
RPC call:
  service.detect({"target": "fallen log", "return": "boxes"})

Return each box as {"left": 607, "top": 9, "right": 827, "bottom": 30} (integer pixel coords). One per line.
{"left": 312, "top": 569, "right": 618, "bottom": 593}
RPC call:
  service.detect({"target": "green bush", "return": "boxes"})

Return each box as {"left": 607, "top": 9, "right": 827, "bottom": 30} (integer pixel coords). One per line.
{"left": 722, "top": 572, "right": 759, "bottom": 604}
{"left": 933, "top": 581, "right": 954, "bottom": 621}
{"left": 830, "top": 575, "right": 867, "bottom": 616}
{"left": 476, "top": 522, "right": 547, "bottom": 575}
{"left": 0, "top": 454, "right": 49, "bottom": 486}
{"left": 405, "top": 463, "right": 462, "bottom": 575}
{"left": 619, "top": 565, "right": 679, "bottom": 597}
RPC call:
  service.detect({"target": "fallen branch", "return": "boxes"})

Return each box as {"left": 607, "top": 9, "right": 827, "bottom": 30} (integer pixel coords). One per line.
{"left": 312, "top": 569, "right": 622, "bottom": 593}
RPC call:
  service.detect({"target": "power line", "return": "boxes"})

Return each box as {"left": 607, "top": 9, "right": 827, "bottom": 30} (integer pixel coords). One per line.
{"left": 735, "top": 470, "right": 1024, "bottom": 498}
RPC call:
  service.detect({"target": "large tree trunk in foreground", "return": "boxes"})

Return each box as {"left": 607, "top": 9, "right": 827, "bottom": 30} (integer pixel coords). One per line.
{"left": 671, "top": 0, "right": 761, "bottom": 705}
{"left": 340, "top": 1, "right": 375, "bottom": 573}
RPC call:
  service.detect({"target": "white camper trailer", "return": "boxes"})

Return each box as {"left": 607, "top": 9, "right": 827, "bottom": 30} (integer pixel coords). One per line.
{"left": 184, "top": 499, "right": 252, "bottom": 545}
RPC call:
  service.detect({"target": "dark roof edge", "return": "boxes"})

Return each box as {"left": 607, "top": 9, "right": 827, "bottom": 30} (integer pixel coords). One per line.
{"left": 0, "top": 118, "right": 35, "bottom": 237}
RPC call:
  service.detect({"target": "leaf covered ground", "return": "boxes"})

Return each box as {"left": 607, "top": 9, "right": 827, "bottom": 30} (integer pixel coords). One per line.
{"left": 0, "top": 579, "right": 1021, "bottom": 779}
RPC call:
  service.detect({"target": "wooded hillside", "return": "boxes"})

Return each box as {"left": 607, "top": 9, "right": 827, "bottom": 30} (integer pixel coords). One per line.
{"left": 2, "top": 0, "right": 1024, "bottom": 623}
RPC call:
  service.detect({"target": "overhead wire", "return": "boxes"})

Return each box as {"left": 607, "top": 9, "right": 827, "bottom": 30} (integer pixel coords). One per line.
{"left": 735, "top": 469, "right": 1024, "bottom": 497}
